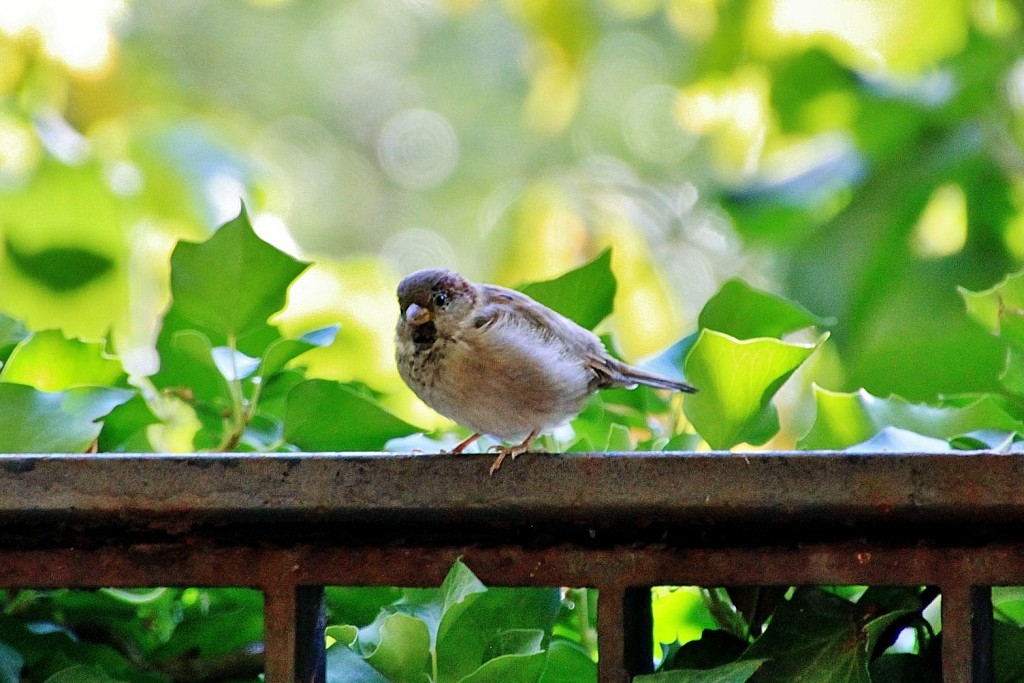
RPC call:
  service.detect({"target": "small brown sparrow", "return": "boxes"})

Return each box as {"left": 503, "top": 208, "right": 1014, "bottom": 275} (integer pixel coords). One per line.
{"left": 395, "top": 268, "right": 697, "bottom": 474}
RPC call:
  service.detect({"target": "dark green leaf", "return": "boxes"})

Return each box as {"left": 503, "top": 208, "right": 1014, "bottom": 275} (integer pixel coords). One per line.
{"left": 96, "top": 395, "right": 159, "bottom": 452}
{"left": 459, "top": 651, "right": 547, "bottom": 683}
{"left": 519, "top": 248, "right": 616, "bottom": 330}
{"left": 634, "top": 659, "right": 765, "bottom": 683}
{"left": 994, "top": 619, "right": 1024, "bottom": 683}
{"left": 260, "top": 325, "right": 340, "bottom": 378}
{"left": 42, "top": 666, "right": 127, "bottom": 683}
{"left": 284, "top": 379, "right": 418, "bottom": 451}
{"left": 5, "top": 238, "right": 113, "bottom": 292}
{"left": 698, "top": 280, "right": 830, "bottom": 340}
{"left": 669, "top": 630, "right": 749, "bottom": 671}
{"left": 742, "top": 588, "right": 913, "bottom": 683}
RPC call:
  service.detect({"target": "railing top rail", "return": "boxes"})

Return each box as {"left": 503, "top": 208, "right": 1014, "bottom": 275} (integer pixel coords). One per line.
{"left": 0, "top": 451, "right": 1016, "bottom": 547}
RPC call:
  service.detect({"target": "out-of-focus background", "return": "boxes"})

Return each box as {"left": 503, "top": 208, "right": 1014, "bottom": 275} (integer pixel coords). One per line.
{"left": 1, "top": 0, "right": 1022, "bottom": 441}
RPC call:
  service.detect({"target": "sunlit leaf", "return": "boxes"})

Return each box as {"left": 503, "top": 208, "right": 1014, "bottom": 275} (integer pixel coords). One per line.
{"left": 283, "top": 379, "right": 418, "bottom": 451}
{"left": 168, "top": 204, "right": 309, "bottom": 341}
{"left": 519, "top": 248, "right": 616, "bottom": 330}
{"left": 1, "top": 331, "right": 124, "bottom": 391}
{"left": 798, "top": 386, "right": 1022, "bottom": 450}
{"left": 684, "top": 330, "right": 825, "bottom": 449}
{"left": 698, "top": 279, "right": 830, "bottom": 340}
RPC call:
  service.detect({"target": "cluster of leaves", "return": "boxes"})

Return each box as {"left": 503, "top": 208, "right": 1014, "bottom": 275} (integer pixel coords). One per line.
{"left": 0, "top": 206, "right": 416, "bottom": 455}
{"left": 323, "top": 560, "right": 595, "bottom": 683}
{"left": 641, "top": 586, "right": 940, "bottom": 683}
{"left": 0, "top": 587, "right": 262, "bottom": 683}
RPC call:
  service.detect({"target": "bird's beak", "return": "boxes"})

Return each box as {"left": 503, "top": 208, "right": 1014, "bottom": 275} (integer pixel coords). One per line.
{"left": 405, "top": 303, "right": 431, "bottom": 326}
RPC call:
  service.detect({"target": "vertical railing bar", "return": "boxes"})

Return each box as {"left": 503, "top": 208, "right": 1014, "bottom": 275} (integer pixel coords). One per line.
{"left": 972, "top": 586, "right": 994, "bottom": 683}
{"left": 597, "top": 583, "right": 626, "bottom": 683}
{"left": 295, "top": 586, "right": 327, "bottom": 683}
{"left": 623, "top": 587, "right": 654, "bottom": 678}
{"left": 941, "top": 581, "right": 975, "bottom": 683}
{"left": 263, "top": 576, "right": 298, "bottom": 683}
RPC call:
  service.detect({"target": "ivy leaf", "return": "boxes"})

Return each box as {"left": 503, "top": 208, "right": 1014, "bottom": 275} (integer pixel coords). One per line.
{"left": 1, "top": 331, "right": 124, "bottom": 391}
{"left": 152, "top": 206, "right": 308, "bottom": 400}
{"left": 283, "top": 379, "right": 418, "bottom": 451}
{"left": 741, "top": 588, "right": 913, "bottom": 683}
{"left": 684, "top": 330, "right": 825, "bottom": 449}
{"left": 168, "top": 204, "right": 309, "bottom": 343}
{"left": 0, "top": 384, "right": 133, "bottom": 452}
{"left": 519, "top": 248, "right": 616, "bottom": 330}
{"left": 699, "top": 279, "right": 830, "bottom": 340}
{"left": 97, "top": 395, "right": 160, "bottom": 452}
{"left": 633, "top": 659, "right": 765, "bottom": 682}
{"left": 798, "top": 386, "right": 1022, "bottom": 450}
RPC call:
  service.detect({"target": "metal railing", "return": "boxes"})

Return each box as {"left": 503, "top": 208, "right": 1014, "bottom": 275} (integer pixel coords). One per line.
{"left": 0, "top": 451, "right": 1015, "bottom": 682}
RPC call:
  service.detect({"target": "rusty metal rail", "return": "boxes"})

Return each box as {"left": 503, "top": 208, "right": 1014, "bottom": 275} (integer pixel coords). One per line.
{"left": 0, "top": 451, "right": 1018, "bottom": 682}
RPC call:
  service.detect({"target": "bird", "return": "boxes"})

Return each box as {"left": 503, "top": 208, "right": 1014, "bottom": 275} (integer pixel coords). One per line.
{"left": 394, "top": 268, "right": 697, "bottom": 474}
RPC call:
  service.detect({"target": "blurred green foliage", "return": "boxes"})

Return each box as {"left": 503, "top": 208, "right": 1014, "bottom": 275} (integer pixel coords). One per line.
{"left": 2, "top": 0, "right": 1024, "bottom": 681}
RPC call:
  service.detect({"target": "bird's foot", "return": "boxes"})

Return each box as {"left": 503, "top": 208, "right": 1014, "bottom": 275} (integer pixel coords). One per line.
{"left": 487, "top": 429, "right": 540, "bottom": 476}
{"left": 443, "top": 433, "right": 482, "bottom": 455}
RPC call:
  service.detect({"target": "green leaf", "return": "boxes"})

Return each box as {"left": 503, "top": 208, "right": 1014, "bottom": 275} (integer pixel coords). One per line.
{"left": 363, "top": 612, "right": 431, "bottom": 683}
{"left": 538, "top": 640, "right": 597, "bottom": 683}
{"left": 326, "top": 642, "right": 392, "bottom": 683}
{"left": 994, "top": 619, "right": 1024, "bottom": 683}
{"left": 168, "top": 204, "right": 309, "bottom": 340}
{"left": 484, "top": 630, "right": 544, "bottom": 659}
{"left": 0, "top": 384, "right": 133, "bottom": 452}
{"left": 1, "top": 331, "right": 124, "bottom": 391}
{"left": 97, "top": 395, "right": 159, "bottom": 452}
{"left": 633, "top": 659, "right": 764, "bottom": 683}
{"left": 42, "top": 666, "right": 126, "bottom": 683}
{"left": 0, "top": 314, "right": 29, "bottom": 363}
{"left": 519, "top": 248, "right": 616, "bottom": 330}
{"left": 684, "top": 330, "right": 824, "bottom": 449}
{"left": 0, "top": 640, "right": 22, "bottom": 683}
{"left": 741, "top": 588, "right": 913, "bottom": 683}
{"left": 798, "top": 387, "right": 1022, "bottom": 450}
{"left": 284, "top": 379, "right": 418, "bottom": 451}
{"left": 698, "top": 279, "right": 830, "bottom": 340}
{"left": 458, "top": 651, "right": 547, "bottom": 683}
{"left": 5, "top": 239, "right": 114, "bottom": 293}
{"left": 259, "top": 324, "right": 340, "bottom": 378}
{"left": 959, "top": 269, "right": 1024, "bottom": 336}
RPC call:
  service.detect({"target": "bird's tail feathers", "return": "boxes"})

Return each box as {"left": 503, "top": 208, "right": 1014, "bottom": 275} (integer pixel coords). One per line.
{"left": 593, "top": 355, "right": 698, "bottom": 393}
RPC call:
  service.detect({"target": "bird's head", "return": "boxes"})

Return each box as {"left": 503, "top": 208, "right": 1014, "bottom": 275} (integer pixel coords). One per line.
{"left": 396, "top": 268, "right": 478, "bottom": 346}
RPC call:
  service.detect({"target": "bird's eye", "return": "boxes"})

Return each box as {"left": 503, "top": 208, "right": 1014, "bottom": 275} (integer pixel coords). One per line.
{"left": 433, "top": 291, "right": 449, "bottom": 308}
